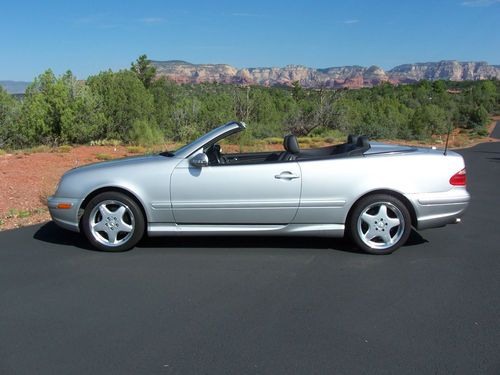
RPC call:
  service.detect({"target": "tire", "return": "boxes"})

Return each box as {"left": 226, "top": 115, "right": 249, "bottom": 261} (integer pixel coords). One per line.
{"left": 348, "top": 194, "right": 412, "bottom": 255}
{"left": 82, "top": 192, "right": 145, "bottom": 252}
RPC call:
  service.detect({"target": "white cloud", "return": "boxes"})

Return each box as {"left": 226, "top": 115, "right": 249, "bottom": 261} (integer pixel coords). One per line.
{"left": 343, "top": 19, "right": 359, "bottom": 24}
{"left": 461, "top": 0, "right": 500, "bottom": 6}
{"left": 139, "top": 17, "right": 165, "bottom": 24}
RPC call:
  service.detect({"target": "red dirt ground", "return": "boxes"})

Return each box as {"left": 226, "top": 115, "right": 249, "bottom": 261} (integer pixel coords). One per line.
{"left": 0, "top": 145, "right": 163, "bottom": 230}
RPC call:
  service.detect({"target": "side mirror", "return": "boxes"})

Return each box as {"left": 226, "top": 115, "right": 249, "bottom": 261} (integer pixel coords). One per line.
{"left": 189, "top": 153, "right": 209, "bottom": 168}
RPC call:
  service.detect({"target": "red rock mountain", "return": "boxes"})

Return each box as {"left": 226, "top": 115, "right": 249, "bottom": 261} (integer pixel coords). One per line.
{"left": 152, "top": 60, "right": 500, "bottom": 88}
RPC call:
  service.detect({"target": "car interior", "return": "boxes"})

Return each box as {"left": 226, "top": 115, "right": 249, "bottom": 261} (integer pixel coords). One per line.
{"left": 204, "top": 134, "right": 371, "bottom": 165}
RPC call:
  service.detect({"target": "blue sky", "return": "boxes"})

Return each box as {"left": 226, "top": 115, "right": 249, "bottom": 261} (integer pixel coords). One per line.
{"left": 0, "top": 0, "right": 499, "bottom": 80}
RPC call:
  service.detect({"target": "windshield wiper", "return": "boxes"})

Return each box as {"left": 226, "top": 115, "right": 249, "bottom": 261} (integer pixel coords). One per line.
{"left": 159, "top": 151, "right": 175, "bottom": 157}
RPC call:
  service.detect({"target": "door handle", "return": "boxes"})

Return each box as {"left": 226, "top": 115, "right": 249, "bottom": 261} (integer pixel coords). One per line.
{"left": 275, "top": 171, "right": 300, "bottom": 180}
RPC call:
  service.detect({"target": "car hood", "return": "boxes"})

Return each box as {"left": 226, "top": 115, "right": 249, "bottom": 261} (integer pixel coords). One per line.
{"left": 55, "top": 154, "right": 180, "bottom": 198}
{"left": 64, "top": 155, "right": 172, "bottom": 176}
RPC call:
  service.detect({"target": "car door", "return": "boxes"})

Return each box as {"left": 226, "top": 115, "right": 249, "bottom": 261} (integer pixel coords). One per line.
{"left": 170, "top": 158, "right": 301, "bottom": 224}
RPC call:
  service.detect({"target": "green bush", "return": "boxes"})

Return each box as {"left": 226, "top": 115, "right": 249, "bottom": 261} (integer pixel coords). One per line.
{"left": 0, "top": 57, "right": 499, "bottom": 149}
{"left": 128, "top": 119, "right": 164, "bottom": 146}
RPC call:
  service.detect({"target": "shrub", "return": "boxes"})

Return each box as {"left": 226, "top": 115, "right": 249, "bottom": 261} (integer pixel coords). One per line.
{"left": 263, "top": 137, "right": 283, "bottom": 144}
{"left": 18, "top": 210, "right": 31, "bottom": 218}
{"left": 56, "top": 145, "right": 73, "bottom": 153}
{"left": 128, "top": 119, "right": 164, "bottom": 146}
{"left": 30, "top": 145, "right": 51, "bottom": 153}
{"left": 475, "top": 128, "right": 489, "bottom": 137}
{"left": 297, "top": 137, "right": 312, "bottom": 144}
{"left": 7, "top": 209, "right": 18, "bottom": 218}
{"left": 90, "top": 139, "right": 121, "bottom": 147}
{"left": 126, "top": 146, "right": 146, "bottom": 154}
{"left": 95, "top": 153, "right": 114, "bottom": 161}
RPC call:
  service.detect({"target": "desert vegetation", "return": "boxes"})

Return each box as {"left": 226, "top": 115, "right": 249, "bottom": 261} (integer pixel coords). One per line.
{"left": 0, "top": 55, "right": 499, "bottom": 151}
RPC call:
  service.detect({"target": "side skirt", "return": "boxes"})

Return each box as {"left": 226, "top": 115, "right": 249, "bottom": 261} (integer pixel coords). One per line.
{"left": 148, "top": 223, "right": 344, "bottom": 237}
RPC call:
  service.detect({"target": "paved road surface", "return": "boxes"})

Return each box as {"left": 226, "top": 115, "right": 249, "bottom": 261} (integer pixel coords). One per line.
{"left": 1, "top": 130, "right": 499, "bottom": 374}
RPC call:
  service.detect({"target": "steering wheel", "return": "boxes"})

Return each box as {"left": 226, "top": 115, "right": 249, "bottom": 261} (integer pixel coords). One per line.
{"left": 207, "top": 144, "right": 226, "bottom": 165}
{"left": 214, "top": 145, "right": 227, "bottom": 164}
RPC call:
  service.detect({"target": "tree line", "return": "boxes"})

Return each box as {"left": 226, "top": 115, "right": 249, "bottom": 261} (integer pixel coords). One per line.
{"left": 0, "top": 55, "right": 498, "bottom": 149}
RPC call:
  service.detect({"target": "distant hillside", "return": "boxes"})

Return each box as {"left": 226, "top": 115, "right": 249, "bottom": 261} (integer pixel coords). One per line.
{"left": 0, "top": 80, "right": 30, "bottom": 94}
{"left": 152, "top": 60, "right": 500, "bottom": 89}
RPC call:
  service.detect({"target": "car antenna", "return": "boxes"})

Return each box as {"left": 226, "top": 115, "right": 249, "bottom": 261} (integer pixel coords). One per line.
{"left": 443, "top": 123, "right": 452, "bottom": 156}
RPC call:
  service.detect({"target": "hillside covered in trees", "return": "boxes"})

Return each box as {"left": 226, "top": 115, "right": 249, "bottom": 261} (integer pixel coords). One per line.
{"left": 0, "top": 56, "right": 499, "bottom": 150}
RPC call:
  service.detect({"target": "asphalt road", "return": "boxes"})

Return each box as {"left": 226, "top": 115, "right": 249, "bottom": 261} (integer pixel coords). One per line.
{"left": 1, "top": 131, "right": 499, "bottom": 375}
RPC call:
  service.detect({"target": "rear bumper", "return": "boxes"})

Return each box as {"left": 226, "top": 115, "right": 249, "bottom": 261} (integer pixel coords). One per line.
{"left": 405, "top": 187, "right": 470, "bottom": 230}
{"left": 47, "top": 196, "right": 82, "bottom": 232}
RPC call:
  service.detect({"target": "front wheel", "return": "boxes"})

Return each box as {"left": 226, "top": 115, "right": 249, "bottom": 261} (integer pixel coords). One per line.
{"left": 82, "top": 192, "right": 145, "bottom": 251}
{"left": 348, "top": 194, "right": 412, "bottom": 255}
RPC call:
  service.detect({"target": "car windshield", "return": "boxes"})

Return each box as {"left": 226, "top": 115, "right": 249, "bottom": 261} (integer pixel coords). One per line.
{"left": 160, "top": 122, "right": 243, "bottom": 157}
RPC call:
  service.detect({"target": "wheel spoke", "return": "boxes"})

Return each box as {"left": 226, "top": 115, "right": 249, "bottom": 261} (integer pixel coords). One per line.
{"left": 92, "top": 220, "right": 107, "bottom": 232}
{"left": 386, "top": 217, "right": 401, "bottom": 230}
{"left": 119, "top": 221, "right": 133, "bottom": 233}
{"left": 363, "top": 227, "right": 378, "bottom": 241}
{"left": 377, "top": 204, "right": 388, "bottom": 219}
{"left": 361, "top": 212, "right": 376, "bottom": 225}
{"left": 115, "top": 206, "right": 126, "bottom": 220}
{"left": 99, "top": 204, "right": 112, "bottom": 217}
{"left": 107, "top": 228, "right": 118, "bottom": 244}
{"left": 380, "top": 231, "right": 392, "bottom": 244}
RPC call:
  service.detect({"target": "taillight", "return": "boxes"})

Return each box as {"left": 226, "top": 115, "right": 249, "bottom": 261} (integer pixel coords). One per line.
{"left": 450, "top": 168, "right": 466, "bottom": 186}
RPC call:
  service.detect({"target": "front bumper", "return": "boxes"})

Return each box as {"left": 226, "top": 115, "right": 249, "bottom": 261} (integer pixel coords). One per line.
{"left": 405, "top": 187, "right": 470, "bottom": 230}
{"left": 47, "top": 196, "right": 82, "bottom": 232}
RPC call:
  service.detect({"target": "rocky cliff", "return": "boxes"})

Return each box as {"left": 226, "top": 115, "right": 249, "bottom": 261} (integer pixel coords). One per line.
{"left": 152, "top": 60, "right": 500, "bottom": 88}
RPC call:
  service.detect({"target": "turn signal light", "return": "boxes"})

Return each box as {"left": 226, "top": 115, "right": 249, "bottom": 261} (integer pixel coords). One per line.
{"left": 449, "top": 168, "right": 466, "bottom": 186}
{"left": 57, "top": 203, "right": 73, "bottom": 209}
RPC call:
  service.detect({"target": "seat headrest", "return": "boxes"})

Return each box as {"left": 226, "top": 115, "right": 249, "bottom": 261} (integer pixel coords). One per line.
{"left": 346, "top": 135, "right": 370, "bottom": 157}
{"left": 347, "top": 134, "right": 358, "bottom": 144}
{"left": 356, "top": 136, "right": 370, "bottom": 148}
{"left": 283, "top": 134, "right": 300, "bottom": 154}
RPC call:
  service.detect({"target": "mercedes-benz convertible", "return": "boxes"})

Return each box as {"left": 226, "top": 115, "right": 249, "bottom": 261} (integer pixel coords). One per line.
{"left": 48, "top": 121, "right": 470, "bottom": 254}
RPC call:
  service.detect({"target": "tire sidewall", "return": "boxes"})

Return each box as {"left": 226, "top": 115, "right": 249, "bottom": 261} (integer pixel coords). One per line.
{"left": 82, "top": 192, "right": 145, "bottom": 252}
{"left": 348, "top": 194, "right": 412, "bottom": 255}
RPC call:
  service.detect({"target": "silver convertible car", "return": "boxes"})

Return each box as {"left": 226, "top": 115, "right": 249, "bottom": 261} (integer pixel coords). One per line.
{"left": 48, "top": 121, "right": 470, "bottom": 254}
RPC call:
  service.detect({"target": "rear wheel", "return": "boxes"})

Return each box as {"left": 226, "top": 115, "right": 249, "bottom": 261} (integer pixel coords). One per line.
{"left": 82, "top": 192, "right": 145, "bottom": 252}
{"left": 348, "top": 194, "right": 411, "bottom": 255}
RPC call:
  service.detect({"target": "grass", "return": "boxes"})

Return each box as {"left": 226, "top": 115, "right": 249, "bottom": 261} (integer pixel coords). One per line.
{"left": 7, "top": 209, "right": 19, "bottom": 219}
{"left": 95, "top": 153, "right": 114, "bottom": 161}
{"left": 3, "top": 207, "right": 47, "bottom": 222}
{"left": 263, "top": 137, "right": 283, "bottom": 145}
{"left": 297, "top": 137, "right": 313, "bottom": 145}
{"left": 28, "top": 145, "right": 51, "bottom": 154}
{"left": 56, "top": 145, "right": 73, "bottom": 153}
{"left": 0, "top": 219, "right": 4, "bottom": 226}
{"left": 90, "top": 139, "right": 122, "bottom": 147}
{"left": 126, "top": 146, "right": 146, "bottom": 154}
{"left": 6, "top": 208, "right": 32, "bottom": 219}
{"left": 0, "top": 149, "right": 5, "bottom": 156}
{"left": 18, "top": 210, "right": 31, "bottom": 218}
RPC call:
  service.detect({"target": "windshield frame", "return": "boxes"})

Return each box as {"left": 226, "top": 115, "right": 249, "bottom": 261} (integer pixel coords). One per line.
{"left": 165, "top": 121, "right": 246, "bottom": 158}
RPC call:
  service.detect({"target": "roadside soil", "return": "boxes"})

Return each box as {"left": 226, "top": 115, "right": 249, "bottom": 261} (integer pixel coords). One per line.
{"left": 1, "top": 119, "right": 498, "bottom": 231}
